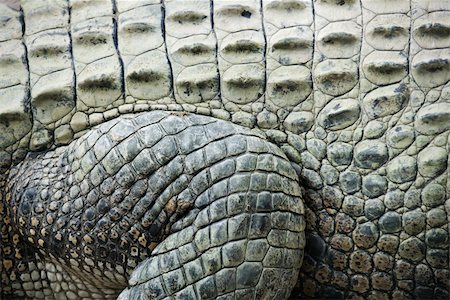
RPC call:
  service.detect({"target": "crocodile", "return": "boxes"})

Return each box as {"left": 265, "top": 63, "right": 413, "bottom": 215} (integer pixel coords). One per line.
{"left": 0, "top": 0, "right": 449, "bottom": 299}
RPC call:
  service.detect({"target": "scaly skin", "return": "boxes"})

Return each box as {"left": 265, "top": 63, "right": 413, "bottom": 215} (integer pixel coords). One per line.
{"left": 5, "top": 111, "right": 305, "bottom": 299}
{"left": 1, "top": 0, "right": 449, "bottom": 299}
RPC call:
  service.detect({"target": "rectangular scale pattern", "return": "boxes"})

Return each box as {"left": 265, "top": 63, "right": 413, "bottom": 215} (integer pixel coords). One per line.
{"left": 164, "top": 0, "right": 219, "bottom": 108}
{"left": 22, "top": 0, "right": 76, "bottom": 150}
{"left": 262, "top": 0, "right": 314, "bottom": 133}
{"left": 70, "top": 0, "right": 123, "bottom": 113}
{"left": 2, "top": 0, "right": 449, "bottom": 155}
{"left": 117, "top": 0, "right": 172, "bottom": 104}
{"left": 0, "top": 3, "right": 32, "bottom": 154}
{"left": 213, "top": 0, "right": 266, "bottom": 127}
{"left": 312, "top": 0, "right": 362, "bottom": 134}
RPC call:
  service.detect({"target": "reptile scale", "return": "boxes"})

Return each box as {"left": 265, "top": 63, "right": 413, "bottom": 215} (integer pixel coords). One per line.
{"left": 0, "top": 0, "right": 449, "bottom": 299}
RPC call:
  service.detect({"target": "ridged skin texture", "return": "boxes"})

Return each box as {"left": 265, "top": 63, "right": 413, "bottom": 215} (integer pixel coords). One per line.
{"left": 0, "top": 0, "right": 449, "bottom": 299}
{"left": 6, "top": 112, "right": 305, "bottom": 299}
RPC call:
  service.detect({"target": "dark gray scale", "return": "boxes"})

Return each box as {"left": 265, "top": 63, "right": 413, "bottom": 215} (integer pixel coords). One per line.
{"left": 7, "top": 111, "right": 305, "bottom": 298}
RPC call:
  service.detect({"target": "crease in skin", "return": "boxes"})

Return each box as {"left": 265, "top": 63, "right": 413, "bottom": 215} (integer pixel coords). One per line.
{"left": 160, "top": 1, "right": 175, "bottom": 100}
{"left": 223, "top": 40, "right": 263, "bottom": 54}
{"left": 120, "top": 22, "right": 156, "bottom": 34}
{"left": 321, "top": 32, "right": 357, "bottom": 45}
{"left": 169, "top": 11, "right": 208, "bottom": 24}
{"left": 176, "top": 43, "right": 212, "bottom": 55}
{"left": 415, "top": 23, "right": 450, "bottom": 38}
{"left": 366, "top": 62, "right": 404, "bottom": 73}
{"left": 266, "top": 1, "right": 307, "bottom": 11}
{"left": 372, "top": 25, "right": 406, "bottom": 37}
{"left": 272, "top": 37, "right": 311, "bottom": 50}
{"left": 414, "top": 58, "right": 449, "bottom": 72}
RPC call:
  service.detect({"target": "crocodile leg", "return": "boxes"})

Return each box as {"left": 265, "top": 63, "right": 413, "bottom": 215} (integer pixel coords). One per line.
{"left": 7, "top": 111, "right": 305, "bottom": 299}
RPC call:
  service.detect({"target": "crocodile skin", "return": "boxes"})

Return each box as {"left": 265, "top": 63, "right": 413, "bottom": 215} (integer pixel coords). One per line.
{"left": 0, "top": 0, "right": 449, "bottom": 299}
